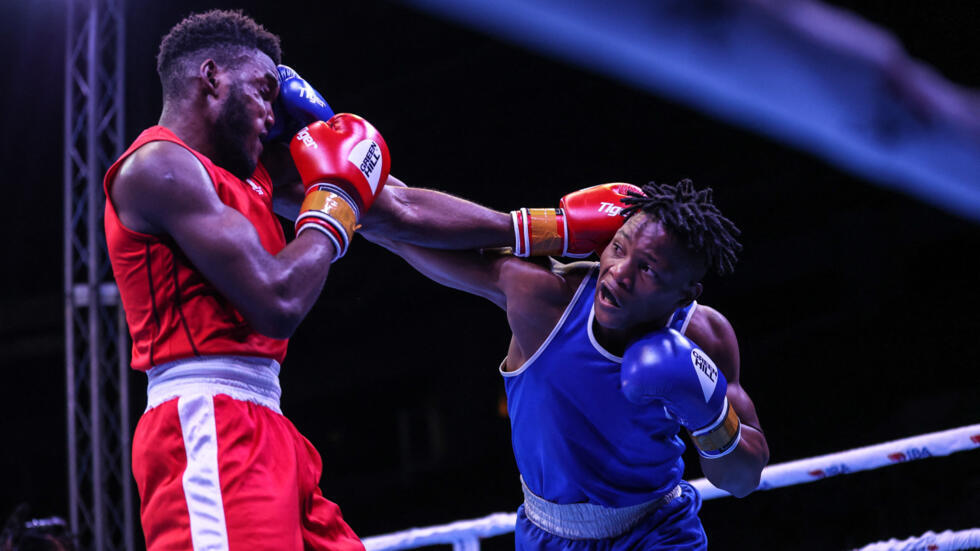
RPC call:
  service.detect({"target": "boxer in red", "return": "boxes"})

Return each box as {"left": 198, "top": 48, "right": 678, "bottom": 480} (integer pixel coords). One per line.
{"left": 103, "top": 10, "right": 390, "bottom": 550}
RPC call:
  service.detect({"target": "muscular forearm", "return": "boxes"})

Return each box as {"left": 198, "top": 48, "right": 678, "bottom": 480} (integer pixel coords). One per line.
{"left": 236, "top": 231, "right": 335, "bottom": 339}
{"left": 698, "top": 426, "right": 769, "bottom": 498}
{"left": 360, "top": 179, "right": 513, "bottom": 250}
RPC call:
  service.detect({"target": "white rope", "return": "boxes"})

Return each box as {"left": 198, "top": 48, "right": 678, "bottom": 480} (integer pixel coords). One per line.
{"left": 854, "top": 528, "right": 980, "bottom": 551}
{"left": 363, "top": 513, "right": 516, "bottom": 551}
{"left": 361, "top": 423, "right": 980, "bottom": 550}
{"left": 693, "top": 423, "right": 980, "bottom": 500}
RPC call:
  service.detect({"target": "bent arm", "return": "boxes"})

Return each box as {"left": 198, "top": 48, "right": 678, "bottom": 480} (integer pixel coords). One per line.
{"left": 699, "top": 384, "right": 769, "bottom": 498}
{"left": 359, "top": 176, "right": 514, "bottom": 249}
{"left": 689, "top": 308, "right": 770, "bottom": 497}
{"left": 111, "top": 141, "right": 335, "bottom": 339}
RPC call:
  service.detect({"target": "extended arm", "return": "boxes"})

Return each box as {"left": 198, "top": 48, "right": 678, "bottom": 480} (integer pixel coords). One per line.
{"left": 264, "top": 169, "right": 516, "bottom": 250}
{"left": 361, "top": 180, "right": 643, "bottom": 256}
{"left": 364, "top": 230, "right": 571, "bottom": 360}
{"left": 360, "top": 178, "right": 514, "bottom": 249}
{"left": 258, "top": 64, "right": 515, "bottom": 247}
{"left": 382, "top": 243, "right": 509, "bottom": 306}
{"left": 364, "top": 229, "right": 522, "bottom": 309}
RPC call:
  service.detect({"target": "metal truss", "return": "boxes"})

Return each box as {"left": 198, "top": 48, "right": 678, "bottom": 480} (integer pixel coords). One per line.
{"left": 63, "top": 0, "right": 133, "bottom": 550}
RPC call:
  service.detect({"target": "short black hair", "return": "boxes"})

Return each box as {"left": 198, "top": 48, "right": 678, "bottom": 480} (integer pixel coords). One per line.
{"left": 621, "top": 179, "right": 742, "bottom": 277}
{"left": 1, "top": 503, "right": 76, "bottom": 551}
{"left": 156, "top": 9, "right": 282, "bottom": 98}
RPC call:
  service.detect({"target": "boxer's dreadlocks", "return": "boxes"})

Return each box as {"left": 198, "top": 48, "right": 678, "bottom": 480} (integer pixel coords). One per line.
{"left": 621, "top": 179, "right": 742, "bottom": 277}
{"left": 157, "top": 9, "right": 281, "bottom": 99}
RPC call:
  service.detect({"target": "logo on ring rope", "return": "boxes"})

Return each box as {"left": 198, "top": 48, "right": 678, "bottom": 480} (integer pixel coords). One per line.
{"left": 887, "top": 447, "right": 931, "bottom": 463}
{"left": 808, "top": 464, "right": 850, "bottom": 479}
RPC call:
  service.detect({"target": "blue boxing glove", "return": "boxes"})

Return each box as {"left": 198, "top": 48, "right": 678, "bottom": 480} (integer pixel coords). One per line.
{"left": 622, "top": 328, "right": 741, "bottom": 458}
{"left": 266, "top": 65, "right": 335, "bottom": 143}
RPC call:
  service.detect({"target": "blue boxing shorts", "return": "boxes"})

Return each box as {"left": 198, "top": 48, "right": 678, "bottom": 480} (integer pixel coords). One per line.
{"left": 515, "top": 481, "right": 707, "bottom": 550}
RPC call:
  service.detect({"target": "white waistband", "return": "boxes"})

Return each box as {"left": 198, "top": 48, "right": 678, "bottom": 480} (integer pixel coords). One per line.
{"left": 145, "top": 356, "right": 282, "bottom": 414}
{"left": 521, "top": 477, "right": 682, "bottom": 540}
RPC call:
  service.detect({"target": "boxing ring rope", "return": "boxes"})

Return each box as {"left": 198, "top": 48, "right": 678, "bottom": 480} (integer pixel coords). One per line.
{"left": 854, "top": 529, "right": 980, "bottom": 551}
{"left": 690, "top": 423, "right": 980, "bottom": 500}
{"left": 362, "top": 423, "right": 980, "bottom": 551}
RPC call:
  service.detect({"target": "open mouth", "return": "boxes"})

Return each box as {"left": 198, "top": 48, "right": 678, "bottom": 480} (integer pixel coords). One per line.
{"left": 599, "top": 283, "right": 622, "bottom": 308}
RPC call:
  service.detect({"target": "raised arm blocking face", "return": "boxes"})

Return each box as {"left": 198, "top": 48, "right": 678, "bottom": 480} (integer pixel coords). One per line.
{"left": 109, "top": 140, "right": 336, "bottom": 339}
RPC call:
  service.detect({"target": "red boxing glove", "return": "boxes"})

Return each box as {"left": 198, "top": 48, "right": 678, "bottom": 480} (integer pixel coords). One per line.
{"left": 290, "top": 114, "right": 391, "bottom": 261}
{"left": 512, "top": 183, "right": 641, "bottom": 257}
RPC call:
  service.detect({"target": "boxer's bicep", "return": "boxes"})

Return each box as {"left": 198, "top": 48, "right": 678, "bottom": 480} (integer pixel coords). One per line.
{"left": 368, "top": 235, "right": 563, "bottom": 312}
{"left": 689, "top": 306, "right": 763, "bottom": 429}
{"left": 115, "top": 143, "right": 303, "bottom": 335}
{"left": 690, "top": 306, "right": 769, "bottom": 495}
{"left": 369, "top": 239, "right": 514, "bottom": 307}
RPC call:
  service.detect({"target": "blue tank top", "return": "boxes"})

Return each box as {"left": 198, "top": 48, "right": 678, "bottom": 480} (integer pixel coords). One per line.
{"left": 501, "top": 264, "right": 696, "bottom": 507}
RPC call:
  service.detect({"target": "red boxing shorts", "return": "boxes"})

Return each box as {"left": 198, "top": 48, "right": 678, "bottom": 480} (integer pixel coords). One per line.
{"left": 132, "top": 356, "right": 363, "bottom": 551}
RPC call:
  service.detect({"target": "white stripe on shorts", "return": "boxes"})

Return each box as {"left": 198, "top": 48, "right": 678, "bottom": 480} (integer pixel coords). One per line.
{"left": 178, "top": 394, "right": 230, "bottom": 551}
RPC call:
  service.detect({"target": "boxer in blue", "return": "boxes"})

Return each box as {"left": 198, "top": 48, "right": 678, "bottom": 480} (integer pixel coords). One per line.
{"left": 364, "top": 179, "right": 770, "bottom": 549}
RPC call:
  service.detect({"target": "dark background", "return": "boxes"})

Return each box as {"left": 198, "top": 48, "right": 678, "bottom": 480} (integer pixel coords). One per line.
{"left": 2, "top": 0, "right": 978, "bottom": 549}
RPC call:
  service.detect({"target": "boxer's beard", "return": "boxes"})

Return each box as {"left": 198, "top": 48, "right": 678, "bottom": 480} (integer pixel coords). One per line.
{"left": 212, "top": 83, "right": 259, "bottom": 179}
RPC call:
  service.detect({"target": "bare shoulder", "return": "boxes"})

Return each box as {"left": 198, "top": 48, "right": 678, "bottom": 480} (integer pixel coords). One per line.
{"left": 553, "top": 259, "right": 596, "bottom": 280}
{"left": 115, "top": 140, "right": 207, "bottom": 187}
{"left": 499, "top": 257, "right": 594, "bottom": 310}
{"left": 687, "top": 304, "right": 736, "bottom": 349}
{"left": 502, "top": 259, "right": 596, "bottom": 369}
{"left": 686, "top": 304, "right": 740, "bottom": 378}
{"left": 111, "top": 140, "right": 218, "bottom": 233}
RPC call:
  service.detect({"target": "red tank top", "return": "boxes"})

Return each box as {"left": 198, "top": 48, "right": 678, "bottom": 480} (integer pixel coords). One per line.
{"left": 104, "top": 126, "right": 288, "bottom": 371}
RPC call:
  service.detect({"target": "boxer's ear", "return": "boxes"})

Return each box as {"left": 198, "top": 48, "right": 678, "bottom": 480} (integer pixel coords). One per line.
{"left": 200, "top": 59, "right": 219, "bottom": 96}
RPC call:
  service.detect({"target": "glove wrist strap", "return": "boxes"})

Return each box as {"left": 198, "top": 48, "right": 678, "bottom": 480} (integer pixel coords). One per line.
{"left": 295, "top": 184, "right": 358, "bottom": 262}
{"left": 511, "top": 208, "right": 565, "bottom": 257}
{"left": 689, "top": 398, "right": 741, "bottom": 459}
